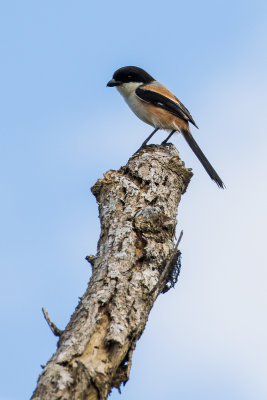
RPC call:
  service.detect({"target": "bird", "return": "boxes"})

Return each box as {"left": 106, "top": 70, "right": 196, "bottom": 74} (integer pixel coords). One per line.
{"left": 107, "top": 66, "right": 224, "bottom": 189}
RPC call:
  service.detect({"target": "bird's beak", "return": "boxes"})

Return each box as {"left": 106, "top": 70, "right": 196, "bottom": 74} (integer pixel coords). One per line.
{"left": 106, "top": 79, "right": 122, "bottom": 87}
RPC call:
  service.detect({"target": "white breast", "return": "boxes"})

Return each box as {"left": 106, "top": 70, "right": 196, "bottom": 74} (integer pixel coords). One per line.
{"left": 116, "top": 82, "right": 155, "bottom": 127}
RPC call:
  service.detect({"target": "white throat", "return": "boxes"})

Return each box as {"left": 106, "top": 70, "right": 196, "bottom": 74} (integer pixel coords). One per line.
{"left": 116, "top": 82, "right": 143, "bottom": 99}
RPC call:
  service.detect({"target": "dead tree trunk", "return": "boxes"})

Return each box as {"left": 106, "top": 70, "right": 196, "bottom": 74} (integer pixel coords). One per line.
{"left": 31, "top": 144, "right": 192, "bottom": 400}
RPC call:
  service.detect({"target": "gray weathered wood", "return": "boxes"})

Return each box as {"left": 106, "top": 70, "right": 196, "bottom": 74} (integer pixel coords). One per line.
{"left": 31, "top": 144, "right": 192, "bottom": 400}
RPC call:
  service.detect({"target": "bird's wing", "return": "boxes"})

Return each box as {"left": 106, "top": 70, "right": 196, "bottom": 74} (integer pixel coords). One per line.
{"left": 136, "top": 82, "right": 198, "bottom": 128}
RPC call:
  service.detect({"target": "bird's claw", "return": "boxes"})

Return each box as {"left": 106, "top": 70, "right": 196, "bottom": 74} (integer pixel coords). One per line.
{"left": 161, "top": 141, "right": 172, "bottom": 147}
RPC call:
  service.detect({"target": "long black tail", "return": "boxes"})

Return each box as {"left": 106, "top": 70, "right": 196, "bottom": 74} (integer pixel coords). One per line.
{"left": 181, "top": 129, "right": 225, "bottom": 189}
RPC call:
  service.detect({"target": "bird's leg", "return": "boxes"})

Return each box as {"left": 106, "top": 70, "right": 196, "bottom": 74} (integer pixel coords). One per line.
{"left": 161, "top": 130, "right": 176, "bottom": 145}
{"left": 136, "top": 128, "right": 159, "bottom": 152}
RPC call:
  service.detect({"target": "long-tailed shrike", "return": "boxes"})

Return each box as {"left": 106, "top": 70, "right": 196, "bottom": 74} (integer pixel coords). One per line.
{"left": 107, "top": 66, "right": 224, "bottom": 189}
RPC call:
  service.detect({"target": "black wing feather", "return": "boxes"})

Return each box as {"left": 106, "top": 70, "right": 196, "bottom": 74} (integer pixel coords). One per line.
{"left": 136, "top": 87, "right": 198, "bottom": 128}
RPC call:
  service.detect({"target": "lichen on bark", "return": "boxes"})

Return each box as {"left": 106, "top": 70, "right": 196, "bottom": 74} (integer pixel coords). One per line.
{"left": 31, "top": 144, "right": 192, "bottom": 400}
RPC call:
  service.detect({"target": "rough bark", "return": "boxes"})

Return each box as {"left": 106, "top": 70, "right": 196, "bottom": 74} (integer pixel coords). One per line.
{"left": 31, "top": 144, "right": 192, "bottom": 400}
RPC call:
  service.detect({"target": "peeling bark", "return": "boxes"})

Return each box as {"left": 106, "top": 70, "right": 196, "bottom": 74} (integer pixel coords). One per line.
{"left": 31, "top": 144, "right": 192, "bottom": 400}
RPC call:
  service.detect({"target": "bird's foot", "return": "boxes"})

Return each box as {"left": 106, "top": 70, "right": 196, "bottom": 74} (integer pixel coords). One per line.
{"left": 161, "top": 141, "right": 172, "bottom": 147}
{"left": 135, "top": 144, "right": 146, "bottom": 154}
{"left": 135, "top": 143, "right": 159, "bottom": 154}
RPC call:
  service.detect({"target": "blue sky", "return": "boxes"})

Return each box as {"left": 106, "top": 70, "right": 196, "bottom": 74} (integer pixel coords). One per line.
{"left": 1, "top": 1, "right": 267, "bottom": 399}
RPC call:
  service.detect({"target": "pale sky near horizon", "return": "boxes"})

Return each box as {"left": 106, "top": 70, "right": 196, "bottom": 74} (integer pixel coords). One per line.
{"left": 1, "top": 1, "right": 267, "bottom": 399}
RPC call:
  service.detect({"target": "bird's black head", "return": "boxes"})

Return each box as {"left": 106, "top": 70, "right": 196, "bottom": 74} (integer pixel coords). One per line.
{"left": 107, "top": 66, "right": 154, "bottom": 87}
